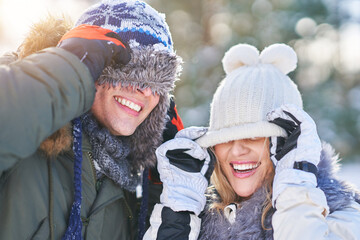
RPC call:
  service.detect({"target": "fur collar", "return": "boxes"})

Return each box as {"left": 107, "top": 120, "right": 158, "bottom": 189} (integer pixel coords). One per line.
{"left": 199, "top": 143, "right": 360, "bottom": 240}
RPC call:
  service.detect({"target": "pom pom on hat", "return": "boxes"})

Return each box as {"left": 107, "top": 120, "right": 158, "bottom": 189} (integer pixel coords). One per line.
{"left": 222, "top": 44, "right": 259, "bottom": 75}
{"left": 222, "top": 43, "right": 297, "bottom": 75}
{"left": 260, "top": 43, "right": 297, "bottom": 74}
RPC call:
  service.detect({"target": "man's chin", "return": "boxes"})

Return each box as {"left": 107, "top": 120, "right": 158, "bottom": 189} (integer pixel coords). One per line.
{"left": 109, "top": 127, "right": 136, "bottom": 136}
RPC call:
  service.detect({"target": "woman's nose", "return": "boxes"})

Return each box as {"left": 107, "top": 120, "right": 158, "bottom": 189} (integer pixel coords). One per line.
{"left": 231, "top": 140, "right": 249, "bottom": 155}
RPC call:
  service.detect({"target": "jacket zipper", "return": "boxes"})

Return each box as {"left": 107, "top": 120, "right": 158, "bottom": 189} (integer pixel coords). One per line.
{"left": 123, "top": 198, "right": 133, "bottom": 220}
{"left": 87, "top": 151, "right": 103, "bottom": 191}
{"left": 87, "top": 152, "right": 131, "bottom": 219}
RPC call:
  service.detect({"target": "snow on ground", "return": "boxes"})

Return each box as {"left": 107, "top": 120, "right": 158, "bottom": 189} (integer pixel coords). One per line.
{"left": 338, "top": 162, "right": 360, "bottom": 189}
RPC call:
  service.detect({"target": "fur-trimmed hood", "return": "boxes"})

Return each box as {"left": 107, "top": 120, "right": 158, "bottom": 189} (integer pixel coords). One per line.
{"left": 199, "top": 143, "right": 360, "bottom": 240}
{"left": 9, "top": 15, "right": 182, "bottom": 169}
{"left": 0, "top": 15, "right": 75, "bottom": 157}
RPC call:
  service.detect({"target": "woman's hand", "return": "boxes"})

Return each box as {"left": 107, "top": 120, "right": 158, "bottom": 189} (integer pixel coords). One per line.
{"left": 267, "top": 104, "right": 322, "bottom": 206}
{"left": 156, "top": 127, "right": 215, "bottom": 215}
{"left": 267, "top": 104, "right": 321, "bottom": 171}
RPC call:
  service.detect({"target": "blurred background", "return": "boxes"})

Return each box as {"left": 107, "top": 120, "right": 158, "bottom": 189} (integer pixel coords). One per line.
{"left": 1, "top": 0, "right": 359, "bottom": 187}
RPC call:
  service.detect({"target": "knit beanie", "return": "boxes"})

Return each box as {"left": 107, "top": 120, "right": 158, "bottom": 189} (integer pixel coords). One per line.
{"left": 75, "top": 0, "right": 173, "bottom": 52}
{"left": 63, "top": 1, "right": 182, "bottom": 239}
{"left": 196, "top": 43, "right": 302, "bottom": 148}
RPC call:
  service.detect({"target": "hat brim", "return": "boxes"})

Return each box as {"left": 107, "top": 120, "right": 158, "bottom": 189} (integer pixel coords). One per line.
{"left": 196, "top": 121, "right": 287, "bottom": 148}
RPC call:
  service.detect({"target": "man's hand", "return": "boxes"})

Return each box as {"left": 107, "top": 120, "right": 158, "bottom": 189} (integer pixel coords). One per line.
{"left": 58, "top": 24, "right": 131, "bottom": 81}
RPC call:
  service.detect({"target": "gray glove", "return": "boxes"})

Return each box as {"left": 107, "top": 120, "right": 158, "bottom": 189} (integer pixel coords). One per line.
{"left": 267, "top": 104, "right": 321, "bottom": 206}
{"left": 156, "top": 127, "right": 215, "bottom": 216}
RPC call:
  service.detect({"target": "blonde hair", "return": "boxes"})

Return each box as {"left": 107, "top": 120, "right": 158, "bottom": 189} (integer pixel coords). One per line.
{"left": 209, "top": 138, "right": 275, "bottom": 230}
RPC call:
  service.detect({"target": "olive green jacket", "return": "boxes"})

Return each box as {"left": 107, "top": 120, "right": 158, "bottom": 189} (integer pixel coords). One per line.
{"left": 0, "top": 48, "right": 138, "bottom": 239}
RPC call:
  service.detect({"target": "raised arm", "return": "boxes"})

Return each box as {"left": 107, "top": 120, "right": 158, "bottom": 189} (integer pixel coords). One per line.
{"left": 268, "top": 104, "right": 360, "bottom": 239}
{"left": 0, "top": 24, "right": 130, "bottom": 174}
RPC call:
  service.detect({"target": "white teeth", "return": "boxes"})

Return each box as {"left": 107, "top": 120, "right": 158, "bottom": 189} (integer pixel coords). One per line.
{"left": 232, "top": 162, "right": 260, "bottom": 171}
{"left": 114, "top": 97, "right": 142, "bottom": 112}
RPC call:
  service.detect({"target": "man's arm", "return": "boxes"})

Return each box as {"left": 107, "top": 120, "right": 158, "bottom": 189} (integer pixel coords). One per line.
{"left": 0, "top": 48, "right": 94, "bottom": 164}
{"left": 0, "top": 24, "right": 131, "bottom": 174}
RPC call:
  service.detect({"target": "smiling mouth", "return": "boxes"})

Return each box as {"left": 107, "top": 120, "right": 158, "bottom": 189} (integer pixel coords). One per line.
{"left": 231, "top": 162, "right": 261, "bottom": 173}
{"left": 114, "top": 96, "right": 142, "bottom": 112}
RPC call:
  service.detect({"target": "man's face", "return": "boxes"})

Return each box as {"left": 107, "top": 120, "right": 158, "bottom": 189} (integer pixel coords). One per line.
{"left": 91, "top": 83, "right": 160, "bottom": 136}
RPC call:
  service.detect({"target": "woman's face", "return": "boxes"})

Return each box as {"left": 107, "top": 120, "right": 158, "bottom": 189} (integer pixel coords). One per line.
{"left": 214, "top": 138, "right": 273, "bottom": 197}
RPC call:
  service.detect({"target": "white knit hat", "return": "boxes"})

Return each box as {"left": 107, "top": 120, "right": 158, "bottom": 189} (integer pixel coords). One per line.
{"left": 196, "top": 43, "right": 303, "bottom": 148}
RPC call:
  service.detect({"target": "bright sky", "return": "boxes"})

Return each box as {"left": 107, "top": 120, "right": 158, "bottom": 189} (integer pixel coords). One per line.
{"left": 0, "top": 0, "right": 89, "bottom": 55}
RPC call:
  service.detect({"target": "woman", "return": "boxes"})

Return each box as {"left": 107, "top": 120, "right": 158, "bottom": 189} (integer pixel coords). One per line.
{"left": 144, "top": 43, "right": 360, "bottom": 239}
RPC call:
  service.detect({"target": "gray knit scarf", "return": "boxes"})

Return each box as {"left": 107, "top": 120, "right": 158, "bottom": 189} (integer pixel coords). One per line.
{"left": 199, "top": 143, "right": 360, "bottom": 240}
{"left": 81, "top": 112, "right": 141, "bottom": 191}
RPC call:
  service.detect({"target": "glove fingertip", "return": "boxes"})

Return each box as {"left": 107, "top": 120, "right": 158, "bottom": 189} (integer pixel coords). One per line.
{"left": 114, "top": 50, "right": 131, "bottom": 65}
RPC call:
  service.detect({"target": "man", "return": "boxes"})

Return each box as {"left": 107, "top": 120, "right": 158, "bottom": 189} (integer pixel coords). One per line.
{"left": 0, "top": 0, "right": 183, "bottom": 239}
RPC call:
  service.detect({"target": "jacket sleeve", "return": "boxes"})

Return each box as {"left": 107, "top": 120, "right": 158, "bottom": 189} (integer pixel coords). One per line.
{"left": 143, "top": 204, "right": 201, "bottom": 240}
{"left": 272, "top": 181, "right": 360, "bottom": 239}
{"left": 0, "top": 47, "right": 94, "bottom": 171}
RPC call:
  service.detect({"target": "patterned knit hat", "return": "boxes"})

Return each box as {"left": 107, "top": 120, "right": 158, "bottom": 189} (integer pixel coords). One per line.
{"left": 75, "top": 0, "right": 173, "bottom": 52}
{"left": 197, "top": 43, "right": 302, "bottom": 148}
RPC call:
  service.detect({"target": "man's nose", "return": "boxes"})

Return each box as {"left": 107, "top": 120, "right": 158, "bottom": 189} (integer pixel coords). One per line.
{"left": 137, "top": 87, "right": 153, "bottom": 97}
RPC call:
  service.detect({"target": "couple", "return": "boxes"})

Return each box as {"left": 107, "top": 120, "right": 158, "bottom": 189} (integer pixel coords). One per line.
{"left": 1, "top": 0, "right": 359, "bottom": 240}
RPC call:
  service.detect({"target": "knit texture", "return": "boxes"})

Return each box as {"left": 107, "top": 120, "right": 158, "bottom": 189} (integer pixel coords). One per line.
{"left": 199, "top": 144, "right": 360, "bottom": 239}
{"left": 138, "top": 168, "right": 150, "bottom": 240}
{"left": 62, "top": 118, "right": 83, "bottom": 240}
{"left": 197, "top": 44, "right": 302, "bottom": 148}
{"left": 76, "top": 0, "right": 173, "bottom": 52}
{"left": 82, "top": 112, "right": 141, "bottom": 191}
